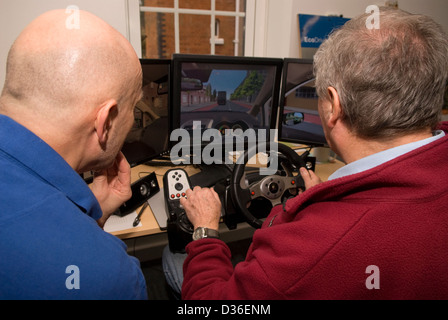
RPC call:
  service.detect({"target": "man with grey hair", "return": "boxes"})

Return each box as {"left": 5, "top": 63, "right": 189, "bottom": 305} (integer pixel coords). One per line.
{"left": 166, "top": 7, "right": 448, "bottom": 299}
{"left": 0, "top": 10, "right": 147, "bottom": 299}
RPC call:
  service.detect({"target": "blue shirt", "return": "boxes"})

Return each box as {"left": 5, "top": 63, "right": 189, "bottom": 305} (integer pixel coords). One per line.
{"left": 0, "top": 115, "right": 147, "bottom": 300}
{"left": 329, "top": 130, "right": 446, "bottom": 180}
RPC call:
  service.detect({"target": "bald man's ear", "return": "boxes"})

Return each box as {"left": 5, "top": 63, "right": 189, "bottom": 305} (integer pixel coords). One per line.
{"left": 95, "top": 99, "right": 118, "bottom": 146}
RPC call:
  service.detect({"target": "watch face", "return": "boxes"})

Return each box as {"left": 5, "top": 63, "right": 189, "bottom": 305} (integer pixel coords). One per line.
{"left": 192, "top": 228, "right": 204, "bottom": 241}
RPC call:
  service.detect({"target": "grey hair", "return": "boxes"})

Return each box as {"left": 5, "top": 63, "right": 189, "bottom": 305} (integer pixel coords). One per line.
{"left": 314, "top": 7, "right": 448, "bottom": 139}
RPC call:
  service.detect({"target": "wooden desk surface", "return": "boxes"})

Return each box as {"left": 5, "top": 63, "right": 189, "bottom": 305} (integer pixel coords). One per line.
{"left": 109, "top": 159, "right": 345, "bottom": 240}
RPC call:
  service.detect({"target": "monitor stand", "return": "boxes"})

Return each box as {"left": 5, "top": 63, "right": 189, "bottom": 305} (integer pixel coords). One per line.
{"left": 190, "top": 164, "right": 233, "bottom": 188}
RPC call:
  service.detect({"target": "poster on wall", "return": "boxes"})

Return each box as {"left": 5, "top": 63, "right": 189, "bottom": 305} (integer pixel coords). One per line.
{"left": 298, "top": 14, "right": 350, "bottom": 58}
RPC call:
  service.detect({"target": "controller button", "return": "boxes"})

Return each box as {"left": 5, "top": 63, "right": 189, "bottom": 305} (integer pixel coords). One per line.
{"left": 175, "top": 182, "right": 183, "bottom": 191}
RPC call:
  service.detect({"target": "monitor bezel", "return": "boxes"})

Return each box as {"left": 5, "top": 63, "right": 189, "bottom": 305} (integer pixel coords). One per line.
{"left": 122, "top": 58, "right": 173, "bottom": 167}
{"left": 277, "top": 58, "right": 327, "bottom": 147}
{"left": 170, "top": 53, "right": 284, "bottom": 153}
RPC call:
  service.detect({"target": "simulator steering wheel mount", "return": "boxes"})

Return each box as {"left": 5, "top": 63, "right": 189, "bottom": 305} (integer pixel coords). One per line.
{"left": 230, "top": 142, "right": 307, "bottom": 229}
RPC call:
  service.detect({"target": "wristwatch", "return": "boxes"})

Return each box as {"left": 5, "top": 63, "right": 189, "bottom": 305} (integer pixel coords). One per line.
{"left": 192, "top": 227, "right": 220, "bottom": 241}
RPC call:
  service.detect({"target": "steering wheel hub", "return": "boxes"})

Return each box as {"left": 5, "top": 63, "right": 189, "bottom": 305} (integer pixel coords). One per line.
{"left": 260, "top": 177, "right": 284, "bottom": 199}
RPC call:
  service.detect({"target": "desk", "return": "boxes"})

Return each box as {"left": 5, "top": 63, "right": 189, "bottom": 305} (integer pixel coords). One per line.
{"left": 110, "top": 159, "right": 345, "bottom": 240}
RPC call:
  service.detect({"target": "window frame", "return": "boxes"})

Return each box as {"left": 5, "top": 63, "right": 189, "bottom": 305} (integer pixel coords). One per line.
{"left": 139, "top": 0, "right": 247, "bottom": 56}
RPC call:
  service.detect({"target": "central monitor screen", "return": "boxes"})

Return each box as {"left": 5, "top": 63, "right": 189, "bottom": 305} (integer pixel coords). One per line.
{"left": 121, "top": 59, "right": 171, "bottom": 167}
{"left": 278, "top": 58, "right": 327, "bottom": 147}
{"left": 171, "top": 54, "right": 283, "bottom": 157}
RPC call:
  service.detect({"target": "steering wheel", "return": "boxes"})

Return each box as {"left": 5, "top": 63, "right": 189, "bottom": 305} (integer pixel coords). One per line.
{"left": 230, "top": 142, "right": 307, "bottom": 229}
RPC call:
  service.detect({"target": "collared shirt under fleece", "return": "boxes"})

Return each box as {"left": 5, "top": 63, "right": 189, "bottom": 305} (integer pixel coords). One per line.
{"left": 0, "top": 115, "right": 147, "bottom": 299}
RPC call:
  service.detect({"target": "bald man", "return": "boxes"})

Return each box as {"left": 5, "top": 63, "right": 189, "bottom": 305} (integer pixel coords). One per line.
{"left": 0, "top": 10, "right": 147, "bottom": 299}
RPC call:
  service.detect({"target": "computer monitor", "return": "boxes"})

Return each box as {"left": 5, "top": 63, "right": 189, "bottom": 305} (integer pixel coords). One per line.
{"left": 171, "top": 54, "right": 283, "bottom": 159}
{"left": 121, "top": 59, "right": 172, "bottom": 167}
{"left": 278, "top": 58, "right": 327, "bottom": 147}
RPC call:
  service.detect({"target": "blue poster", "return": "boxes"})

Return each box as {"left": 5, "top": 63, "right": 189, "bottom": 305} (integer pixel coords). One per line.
{"left": 298, "top": 14, "right": 350, "bottom": 48}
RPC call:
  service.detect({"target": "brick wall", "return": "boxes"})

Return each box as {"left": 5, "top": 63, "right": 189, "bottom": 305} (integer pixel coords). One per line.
{"left": 142, "top": 0, "right": 245, "bottom": 58}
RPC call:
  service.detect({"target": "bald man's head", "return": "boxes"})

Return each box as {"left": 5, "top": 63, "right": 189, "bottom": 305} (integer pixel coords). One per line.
{"left": 0, "top": 10, "right": 143, "bottom": 172}
{"left": 1, "top": 9, "right": 141, "bottom": 115}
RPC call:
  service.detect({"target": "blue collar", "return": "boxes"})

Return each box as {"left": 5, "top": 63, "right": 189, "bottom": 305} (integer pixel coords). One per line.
{"left": 329, "top": 130, "right": 446, "bottom": 180}
{"left": 0, "top": 115, "right": 102, "bottom": 219}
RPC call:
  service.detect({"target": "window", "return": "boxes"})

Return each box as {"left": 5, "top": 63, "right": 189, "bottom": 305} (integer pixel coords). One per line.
{"left": 140, "top": 0, "right": 246, "bottom": 58}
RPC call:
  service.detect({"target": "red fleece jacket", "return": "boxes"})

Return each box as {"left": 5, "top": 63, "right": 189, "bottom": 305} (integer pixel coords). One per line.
{"left": 182, "top": 122, "right": 448, "bottom": 300}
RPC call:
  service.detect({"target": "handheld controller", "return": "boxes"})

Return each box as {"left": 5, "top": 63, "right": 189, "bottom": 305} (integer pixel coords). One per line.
{"left": 163, "top": 168, "right": 194, "bottom": 253}
{"left": 116, "top": 172, "right": 159, "bottom": 217}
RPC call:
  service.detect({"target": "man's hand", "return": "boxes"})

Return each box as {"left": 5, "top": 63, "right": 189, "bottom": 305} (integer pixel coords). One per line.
{"left": 180, "top": 186, "right": 222, "bottom": 231}
{"left": 299, "top": 167, "right": 322, "bottom": 190}
{"left": 90, "top": 152, "right": 132, "bottom": 228}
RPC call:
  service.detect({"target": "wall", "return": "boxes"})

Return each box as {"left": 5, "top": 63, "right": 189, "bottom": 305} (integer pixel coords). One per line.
{"left": 0, "top": 0, "right": 141, "bottom": 89}
{"left": 259, "top": 0, "right": 448, "bottom": 58}
{"left": 2, "top": 0, "right": 447, "bottom": 85}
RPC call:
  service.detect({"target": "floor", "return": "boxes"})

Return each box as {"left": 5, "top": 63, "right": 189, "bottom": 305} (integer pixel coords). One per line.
{"left": 141, "top": 238, "right": 253, "bottom": 300}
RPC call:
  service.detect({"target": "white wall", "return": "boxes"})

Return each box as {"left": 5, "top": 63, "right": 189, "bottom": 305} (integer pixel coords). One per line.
{"left": 0, "top": 0, "right": 141, "bottom": 89}
{"left": 256, "top": 0, "right": 448, "bottom": 58}
{"left": 2, "top": 0, "right": 447, "bottom": 86}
